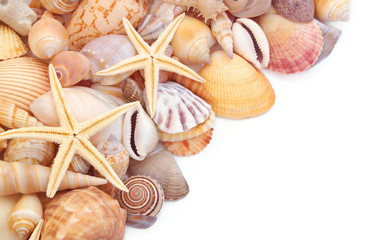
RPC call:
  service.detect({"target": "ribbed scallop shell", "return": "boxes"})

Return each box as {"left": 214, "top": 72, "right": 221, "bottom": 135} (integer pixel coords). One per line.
{"left": 257, "top": 13, "right": 323, "bottom": 74}
{"left": 0, "top": 127, "right": 7, "bottom": 153}
{"left": 0, "top": 57, "right": 49, "bottom": 111}
{"left": 66, "top": 0, "right": 147, "bottom": 50}
{"left": 42, "top": 187, "right": 126, "bottom": 240}
{"left": 224, "top": 0, "right": 271, "bottom": 18}
{"left": 211, "top": 12, "right": 233, "bottom": 59}
{"left": 0, "top": 24, "right": 27, "bottom": 60}
{"left": 118, "top": 175, "right": 164, "bottom": 216}
{"left": 40, "top": 0, "right": 79, "bottom": 14}
{"left": 272, "top": 0, "right": 315, "bottom": 23}
{"left": 80, "top": 35, "right": 137, "bottom": 85}
{"left": 68, "top": 155, "right": 91, "bottom": 174}
{"left": 315, "top": 0, "right": 349, "bottom": 22}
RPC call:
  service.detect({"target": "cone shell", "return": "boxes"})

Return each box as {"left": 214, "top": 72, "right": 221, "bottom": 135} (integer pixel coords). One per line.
{"left": 257, "top": 14, "right": 323, "bottom": 74}
{"left": 0, "top": 195, "right": 20, "bottom": 240}
{"left": 0, "top": 161, "right": 107, "bottom": 196}
{"left": 0, "top": 127, "right": 7, "bottom": 153}
{"left": 68, "top": 155, "right": 91, "bottom": 174}
{"left": 40, "top": 0, "right": 79, "bottom": 14}
{"left": 211, "top": 12, "right": 233, "bottom": 59}
{"left": 224, "top": 0, "right": 271, "bottom": 18}
{"left": 0, "top": 57, "right": 49, "bottom": 111}
{"left": 8, "top": 194, "right": 42, "bottom": 240}
{"left": 128, "top": 150, "right": 189, "bottom": 200}
{"left": 315, "top": 0, "right": 349, "bottom": 22}
{"left": 66, "top": 0, "right": 147, "bottom": 50}
{"left": 0, "top": 24, "right": 27, "bottom": 60}
{"left": 272, "top": 0, "right": 315, "bottom": 23}
{"left": 42, "top": 187, "right": 126, "bottom": 240}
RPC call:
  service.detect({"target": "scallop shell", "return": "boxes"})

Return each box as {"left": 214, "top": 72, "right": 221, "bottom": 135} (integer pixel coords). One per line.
{"left": 80, "top": 34, "right": 137, "bottom": 85}
{"left": 315, "top": 0, "right": 349, "bottom": 22}
{"left": 171, "top": 15, "right": 216, "bottom": 64}
{"left": 50, "top": 51, "right": 90, "bottom": 87}
{"left": 257, "top": 13, "right": 323, "bottom": 74}
{"left": 224, "top": 0, "right": 271, "bottom": 18}
{"left": 66, "top": 0, "right": 147, "bottom": 50}
{"left": 118, "top": 176, "right": 164, "bottom": 216}
{"left": 40, "top": 0, "right": 79, "bottom": 14}
{"left": 0, "top": 127, "right": 7, "bottom": 153}
{"left": 0, "top": 57, "right": 49, "bottom": 111}
{"left": 42, "top": 187, "right": 126, "bottom": 240}
{"left": 0, "top": 195, "right": 20, "bottom": 240}
{"left": 0, "top": 24, "right": 27, "bottom": 60}
{"left": 126, "top": 214, "right": 157, "bottom": 229}
{"left": 211, "top": 12, "right": 233, "bottom": 59}
{"left": 121, "top": 78, "right": 145, "bottom": 107}
{"left": 68, "top": 155, "right": 91, "bottom": 174}
{"left": 127, "top": 150, "right": 189, "bottom": 200}
{"left": 4, "top": 138, "right": 56, "bottom": 166}
{"left": 8, "top": 194, "right": 42, "bottom": 240}
{"left": 272, "top": 0, "right": 315, "bottom": 23}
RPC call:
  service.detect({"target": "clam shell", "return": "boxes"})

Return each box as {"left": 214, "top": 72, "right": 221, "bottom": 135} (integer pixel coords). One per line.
{"left": 0, "top": 24, "right": 27, "bottom": 60}
{"left": 42, "top": 187, "right": 126, "bottom": 240}
{"left": 0, "top": 195, "right": 20, "bottom": 240}
{"left": 0, "top": 57, "right": 49, "bottom": 111}
{"left": 0, "top": 127, "right": 7, "bottom": 153}
{"left": 68, "top": 154, "right": 91, "bottom": 174}
{"left": 257, "top": 13, "right": 323, "bottom": 74}
{"left": 40, "top": 0, "right": 79, "bottom": 14}
{"left": 224, "top": 0, "right": 271, "bottom": 18}
{"left": 211, "top": 12, "right": 233, "bottom": 59}
{"left": 66, "top": 0, "right": 147, "bottom": 50}
{"left": 272, "top": 0, "right": 315, "bottom": 23}
{"left": 315, "top": 0, "right": 349, "bottom": 22}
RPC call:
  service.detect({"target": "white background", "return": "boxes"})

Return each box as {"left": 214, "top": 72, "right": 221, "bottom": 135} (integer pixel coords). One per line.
{"left": 125, "top": 2, "right": 373, "bottom": 240}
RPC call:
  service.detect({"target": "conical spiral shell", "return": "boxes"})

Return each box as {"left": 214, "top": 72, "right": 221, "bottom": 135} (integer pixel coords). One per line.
{"left": 0, "top": 24, "right": 27, "bottom": 60}
{"left": 0, "top": 195, "right": 21, "bottom": 240}
{"left": 211, "top": 12, "right": 233, "bottom": 58}
{"left": 8, "top": 194, "right": 42, "bottom": 240}
{"left": 224, "top": 0, "right": 271, "bottom": 18}
{"left": 0, "top": 161, "right": 107, "bottom": 196}
{"left": 315, "top": 0, "right": 349, "bottom": 22}
{"left": 40, "top": 0, "right": 79, "bottom": 15}
{"left": 0, "top": 57, "right": 49, "bottom": 111}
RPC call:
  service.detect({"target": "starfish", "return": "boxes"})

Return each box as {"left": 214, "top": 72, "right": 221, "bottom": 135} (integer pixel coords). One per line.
{"left": 96, "top": 13, "right": 206, "bottom": 118}
{"left": 0, "top": 64, "right": 139, "bottom": 198}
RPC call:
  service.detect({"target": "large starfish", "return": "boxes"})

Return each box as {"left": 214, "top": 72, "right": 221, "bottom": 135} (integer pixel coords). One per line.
{"left": 96, "top": 13, "right": 206, "bottom": 118}
{"left": 0, "top": 64, "right": 139, "bottom": 198}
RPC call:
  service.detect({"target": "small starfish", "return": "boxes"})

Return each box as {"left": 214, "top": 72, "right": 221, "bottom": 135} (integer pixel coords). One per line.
{"left": 96, "top": 13, "right": 206, "bottom": 118}
{"left": 0, "top": 64, "right": 139, "bottom": 198}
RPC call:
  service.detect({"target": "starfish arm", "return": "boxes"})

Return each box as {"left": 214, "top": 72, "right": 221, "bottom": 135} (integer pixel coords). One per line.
{"left": 49, "top": 64, "right": 78, "bottom": 131}
{"left": 28, "top": 219, "right": 43, "bottom": 240}
{"left": 150, "top": 13, "right": 185, "bottom": 56}
{"left": 122, "top": 17, "right": 151, "bottom": 55}
{"left": 95, "top": 54, "right": 149, "bottom": 77}
{"left": 46, "top": 138, "right": 76, "bottom": 198}
{"left": 76, "top": 101, "right": 139, "bottom": 138}
{"left": 156, "top": 55, "right": 206, "bottom": 83}
{"left": 143, "top": 60, "right": 160, "bottom": 118}
{"left": 75, "top": 138, "right": 128, "bottom": 192}
{"left": 0, "top": 126, "right": 68, "bottom": 144}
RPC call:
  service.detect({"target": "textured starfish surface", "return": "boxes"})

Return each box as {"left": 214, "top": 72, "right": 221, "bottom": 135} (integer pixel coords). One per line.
{"left": 0, "top": 65, "right": 139, "bottom": 198}
{"left": 96, "top": 13, "right": 206, "bottom": 118}
{"left": 29, "top": 219, "right": 43, "bottom": 240}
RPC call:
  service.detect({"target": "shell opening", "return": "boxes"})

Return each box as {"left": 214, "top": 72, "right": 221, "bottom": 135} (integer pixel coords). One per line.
{"left": 242, "top": 24, "right": 263, "bottom": 63}
{"left": 131, "top": 111, "right": 140, "bottom": 157}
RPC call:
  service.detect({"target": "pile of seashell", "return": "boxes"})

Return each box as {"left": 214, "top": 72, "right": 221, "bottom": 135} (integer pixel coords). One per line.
{"left": 0, "top": 0, "right": 348, "bottom": 239}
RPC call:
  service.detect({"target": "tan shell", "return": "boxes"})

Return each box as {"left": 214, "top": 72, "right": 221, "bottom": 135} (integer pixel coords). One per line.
{"left": 0, "top": 127, "right": 7, "bottom": 153}
{"left": 42, "top": 187, "right": 126, "bottom": 240}
{"left": 224, "top": 0, "right": 271, "bottom": 18}
{"left": 315, "top": 0, "right": 349, "bottom": 22}
{"left": 40, "top": 0, "right": 79, "bottom": 15}
{"left": 128, "top": 150, "right": 189, "bottom": 200}
{"left": 121, "top": 78, "right": 145, "bottom": 107}
{"left": 0, "top": 24, "right": 27, "bottom": 60}
{"left": 66, "top": 0, "right": 147, "bottom": 50}
{"left": 28, "top": 219, "right": 43, "bottom": 240}
{"left": 272, "top": 0, "right": 315, "bottom": 23}
{"left": 0, "top": 195, "right": 21, "bottom": 240}
{"left": 68, "top": 155, "right": 91, "bottom": 174}
{"left": 211, "top": 12, "right": 233, "bottom": 59}
{"left": 90, "top": 83, "right": 124, "bottom": 105}
{"left": 0, "top": 57, "right": 49, "bottom": 111}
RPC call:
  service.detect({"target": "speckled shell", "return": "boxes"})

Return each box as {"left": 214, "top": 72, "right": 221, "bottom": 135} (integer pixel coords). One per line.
{"left": 0, "top": 195, "right": 20, "bottom": 240}
{"left": 80, "top": 35, "right": 137, "bottom": 85}
{"left": 315, "top": 0, "right": 349, "bottom": 22}
{"left": 0, "top": 127, "right": 7, "bottom": 153}
{"left": 40, "top": 0, "right": 79, "bottom": 14}
{"left": 257, "top": 13, "right": 323, "bottom": 74}
{"left": 68, "top": 155, "right": 91, "bottom": 174}
{"left": 224, "top": 0, "right": 271, "bottom": 18}
{"left": 42, "top": 187, "right": 126, "bottom": 240}
{"left": 211, "top": 12, "right": 233, "bottom": 58}
{"left": 272, "top": 0, "right": 315, "bottom": 23}
{"left": 0, "top": 57, "right": 49, "bottom": 111}
{"left": 0, "top": 24, "right": 27, "bottom": 60}
{"left": 128, "top": 150, "right": 189, "bottom": 200}
{"left": 66, "top": 0, "right": 147, "bottom": 50}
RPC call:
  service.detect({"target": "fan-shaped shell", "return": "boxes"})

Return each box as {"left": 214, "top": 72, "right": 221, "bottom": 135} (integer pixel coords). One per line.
{"left": 0, "top": 57, "right": 49, "bottom": 111}
{"left": 315, "top": 0, "right": 349, "bottom": 22}
{"left": 257, "top": 13, "right": 323, "bottom": 74}
{"left": 0, "top": 24, "right": 27, "bottom": 60}
{"left": 272, "top": 0, "right": 315, "bottom": 23}
{"left": 211, "top": 12, "right": 233, "bottom": 59}
{"left": 66, "top": 0, "right": 147, "bottom": 50}
{"left": 42, "top": 187, "right": 126, "bottom": 240}
{"left": 224, "top": 0, "right": 271, "bottom": 18}
{"left": 40, "top": 0, "right": 79, "bottom": 15}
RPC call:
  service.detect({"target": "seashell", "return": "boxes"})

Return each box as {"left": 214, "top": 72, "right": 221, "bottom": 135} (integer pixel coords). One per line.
{"left": 28, "top": 219, "right": 43, "bottom": 240}
{"left": 29, "top": 0, "right": 44, "bottom": 8}
{"left": 68, "top": 155, "right": 91, "bottom": 174}
{"left": 66, "top": 0, "right": 147, "bottom": 50}
{"left": 257, "top": 14, "right": 323, "bottom": 74}
{"left": 0, "top": 98, "right": 43, "bottom": 129}
{"left": 0, "top": 127, "right": 7, "bottom": 153}
{"left": 28, "top": 11, "right": 68, "bottom": 59}
{"left": 0, "top": 0, "right": 37, "bottom": 36}
{"left": 0, "top": 195, "right": 20, "bottom": 240}
{"left": 121, "top": 78, "right": 145, "bottom": 107}
{"left": 0, "top": 161, "right": 107, "bottom": 196}
{"left": 0, "top": 57, "right": 49, "bottom": 111}
{"left": 163, "top": 128, "right": 213, "bottom": 156}
{"left": 4, "top": 138, "right": 56, "bottom": 166}
{"left": 314, "top": 0, "right": 349, "bottom": 22}
{"left": 127, "top": 150, "right": 189, "bottom": 200}
{"left": 8, "top": 194, "right": 42, "bottom": 240}
{"left": 153, "top": 81, "right": 211, "bottom": 134}
{"left": 40, "top": 0, "right": 79, "bottom": 15}
{"left": 171, "top": 15, "right": 216, "bottom": 64}
{"left": 118, "top": 175, "right": 164, "bottom": 216}
{"left": 232, "top": 18, "right": 270, "bottom": 69}
{"left": 198, "top": 51, "right": 275, "bottom": 118}
{"left": 0, "top": 24, "right": 27, "bottom": 60}
{"left": 123, "top": 105, "right": 159, "bottom": 160}
{"left": 126, "top": 214, "right": 157, "bottom": 229}
{"left": 80, "top": 35, "right": 137, "bottom": 85}
{"left": 91, "top": 83, "right": 124, "bottom": 105}
{"left": 42, "top": 186, "right": 126, "bottom": 240}
{"left": 223, "top": 0, "right": 271, "bottom": 18}
{"left": 211, "top": 12, "right": 233, "bottom": 59}
{"left": 313, "top": 19, "right": 342, "bottom": 66}
{"left": 50, "top": 51, "right": 90, "bottom": 87}
{"left": 272, "top": 0, "right": 315, "bottom": 23}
